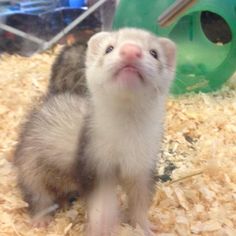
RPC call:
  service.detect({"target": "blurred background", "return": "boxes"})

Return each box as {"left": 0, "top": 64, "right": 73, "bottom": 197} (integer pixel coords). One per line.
{"left": 0, "top": 0, "right": 116, "bottom": 56}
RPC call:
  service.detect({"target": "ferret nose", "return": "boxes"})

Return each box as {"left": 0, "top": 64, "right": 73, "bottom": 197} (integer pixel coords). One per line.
{"left": 120, "top": 43, "right": 142, "bottom": 61}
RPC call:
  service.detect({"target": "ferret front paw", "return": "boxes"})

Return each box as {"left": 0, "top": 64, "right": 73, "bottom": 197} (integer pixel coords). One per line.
{"left": 86, "top": 223, "right": 120, "bottom": 236}
{"left": 143, "top": 225, "right": 158, "bottom": 236}
{"left": 32, "top": 215, "right": 53, "bottom": 228}
{"left": 132, "top": 220, "right": 159, "bottom": 236}
{"left": 86, "top": 227, "right": 116, "bottom": 236}
{"left": 86, "top": 221, "right": 119, "bottom": 236}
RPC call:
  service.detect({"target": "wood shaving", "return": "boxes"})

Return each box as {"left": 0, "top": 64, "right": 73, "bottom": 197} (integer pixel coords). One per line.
{"left": 0, "top": 49, "right": 235, "bottom": 235}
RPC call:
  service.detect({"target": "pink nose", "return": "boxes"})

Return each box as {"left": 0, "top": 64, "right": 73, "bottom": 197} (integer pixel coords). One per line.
{"left": 120, "top": 43, "right": 142, "bottom": 61}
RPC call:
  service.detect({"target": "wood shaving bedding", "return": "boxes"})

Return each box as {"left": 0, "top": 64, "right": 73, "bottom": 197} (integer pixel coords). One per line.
{"left": 0, "top": 50, "right": 235, "bottom": 236}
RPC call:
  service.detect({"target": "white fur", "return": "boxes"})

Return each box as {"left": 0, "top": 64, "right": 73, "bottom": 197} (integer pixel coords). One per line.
{"left": 84, "top": 28, "right": 176, "bottom": 235}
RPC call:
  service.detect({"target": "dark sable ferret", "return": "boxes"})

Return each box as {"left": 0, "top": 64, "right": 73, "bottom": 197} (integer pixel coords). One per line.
{"left": 48, "top": 42, "right": 88, "bottom": 96}
{"left": 14, "top": 28, "right": 176, "bottom": 236}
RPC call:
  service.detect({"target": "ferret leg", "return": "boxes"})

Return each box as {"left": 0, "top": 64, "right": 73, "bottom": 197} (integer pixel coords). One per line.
{"left": 125, "top": 178, "right": 155, "bottom": 236}
{"left": 86, "top": 184, "right": 119, "bottom": 236}
{"left": 26, "top": 187, "right": 57, "bottom": 227}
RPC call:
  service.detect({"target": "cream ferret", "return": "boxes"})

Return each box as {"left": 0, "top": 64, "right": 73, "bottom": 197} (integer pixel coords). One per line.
{"left": 14, "top": 28, "right": 176, "bottom": 236}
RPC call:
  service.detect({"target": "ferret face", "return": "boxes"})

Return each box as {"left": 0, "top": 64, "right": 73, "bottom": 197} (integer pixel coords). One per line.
{"left": 86, "top": 28, "right": 176, "bottom": 98}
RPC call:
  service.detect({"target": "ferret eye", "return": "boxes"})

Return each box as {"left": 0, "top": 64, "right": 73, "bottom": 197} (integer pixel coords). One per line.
{"left": 105, "top": 45, "right": 114, "bottom": 54}
{"left": 149, "top": 49, "right": 158, "bottom": 60}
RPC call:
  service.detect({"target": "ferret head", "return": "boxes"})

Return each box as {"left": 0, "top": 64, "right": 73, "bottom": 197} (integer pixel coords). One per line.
{"left": 85, "top": 28, "right": 176, "bottom": 100}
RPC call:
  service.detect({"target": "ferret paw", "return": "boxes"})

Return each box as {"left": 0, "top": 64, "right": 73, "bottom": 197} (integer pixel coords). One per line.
{"left": 85, "top": 224, "right": 119, "bottom": 236}
{"left": 144, "top": 223, "right": 159, "bottom": 236}
{"left": 32, "top": 215, "right": 53, "bottom": 228}
{"left": 134, "top": 221, "right": 159, "bottom": 236}
{"left": 144, "top": 227, "right": 158, "bottom": 236}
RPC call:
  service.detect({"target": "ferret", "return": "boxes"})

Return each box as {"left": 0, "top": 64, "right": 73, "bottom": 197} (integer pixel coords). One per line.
{"left": 14, "top": 28, "right": 176, "bottom": 236}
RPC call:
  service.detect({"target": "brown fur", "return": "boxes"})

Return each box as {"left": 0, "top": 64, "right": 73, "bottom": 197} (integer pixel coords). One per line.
{"left": 48, "top": 43, "right": 88, "bottom": 96}
{"left": 14, "top": 94, "right": 91, "bottom": 219}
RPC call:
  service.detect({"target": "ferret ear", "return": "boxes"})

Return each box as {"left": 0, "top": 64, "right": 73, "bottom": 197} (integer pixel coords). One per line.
{"left": 87, "top": 32, "right": 111, "bottom": 55}
{"left": 158, "top": 38, "right": 176, "bottom": 70}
